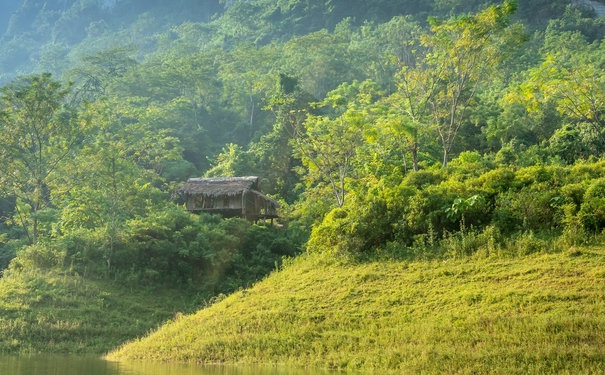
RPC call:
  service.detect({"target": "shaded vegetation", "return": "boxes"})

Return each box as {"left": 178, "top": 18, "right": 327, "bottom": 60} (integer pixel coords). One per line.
{"left": 0, "top": 267, "right": 201, "bottom": 354}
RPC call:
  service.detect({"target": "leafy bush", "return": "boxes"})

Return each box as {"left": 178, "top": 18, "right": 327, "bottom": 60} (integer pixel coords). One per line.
{"left": 307, "top": 184, "right": 416, "bottom": 258}
{"left": 14, "top": 204, "right": 300, "bottom": 295}
{"left": 309, "top": 160, "right": 605, "bottom": 261}
{"left": 403, "top": 170, "right": 446, "bottom": 189}
{"left": 11, "top": 243, "right": 66, "bottom": 270}
{"left": 579, "top": 178, "right": 605, "bottom": 232}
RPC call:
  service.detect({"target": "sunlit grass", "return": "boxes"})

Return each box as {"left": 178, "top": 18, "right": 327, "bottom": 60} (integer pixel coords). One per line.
{"left": 109, "top": 247, "right": 605, "bottom": 373}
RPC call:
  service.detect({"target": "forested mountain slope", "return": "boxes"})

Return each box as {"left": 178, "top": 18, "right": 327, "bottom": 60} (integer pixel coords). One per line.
{"left": 1, "top": 0, "right": 605, "bottom": 363}
{"left": 0, "top": 0, "right": 580, "bottom": 83}
{"left": 0, "top": 0, "right": 603, "bottom": 286}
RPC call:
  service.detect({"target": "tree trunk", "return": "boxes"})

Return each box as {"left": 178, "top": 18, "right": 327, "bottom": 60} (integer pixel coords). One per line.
{"left": 32, "top": 200, "right": 40, "bottom": 244}
{"left": 32, "top": 217, "right": 38, "bottom": 245}
{"left": 411, "top": 142, "right": 419, "bottom": 172}
{"left": 107, "top": 235, "right": 113, "bottom": 269}
{"left": 249, "top": 94, "right": 255, "bottom": 125}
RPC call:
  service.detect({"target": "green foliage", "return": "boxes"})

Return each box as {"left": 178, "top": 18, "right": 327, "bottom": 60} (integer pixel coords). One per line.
{"left": 0, "top": 0, "right": 605, "bottom": 364}
{"left": 205, "top": 144, "right": 256, "bottom": 178}
{"left": 293, "top": 80, "right": 382, "bottom": 207}
{"left": 403, "top": 170, "right": 446, "bottom": 189}
{"left": 548, "top": 124, "right": 591, "bottom": 163}
{"left": 0, "top": 74, "right": 81, "bottom": 245}
{"left": 579, "top": 178, "right": 605, "bottom": 232}
{"left": 308, "top": 159, "right": 605, "bottom": 260}
{"left": 65, "top": 45, "right": 138, "bottom": 103}
{"left": 394, "top": 1, "right": 527, "bottom": 167}
{"left": 445, "top": 195, "right": 486, "bottom": 222}
{"left": 546, "top": 5, "right": 605, "bottom": 42}
{"left": 49, "top": 205, "right": 300, "bottom": 292}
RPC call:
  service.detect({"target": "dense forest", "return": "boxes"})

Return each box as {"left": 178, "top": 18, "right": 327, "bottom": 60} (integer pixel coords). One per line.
{"left": 0, "top": 0, "right": 605, "bottom": 301}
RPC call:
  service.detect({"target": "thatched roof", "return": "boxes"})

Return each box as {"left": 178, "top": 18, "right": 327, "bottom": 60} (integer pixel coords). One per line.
{"left": 179, "top": 177, "right": 260, "bottom": 197}
{"left": 179, "top": 176, "right": 282, "bottom": 213}
{"left": 179, "top": 176, "right": 281, "bottom": 208}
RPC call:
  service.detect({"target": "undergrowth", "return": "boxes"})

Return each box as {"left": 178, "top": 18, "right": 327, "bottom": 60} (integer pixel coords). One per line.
{"left": 0, "top": 267, "right": 202, "bottom": 354}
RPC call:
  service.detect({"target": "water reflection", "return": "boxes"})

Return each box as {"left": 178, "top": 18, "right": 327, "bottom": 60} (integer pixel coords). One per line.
{"left": 114, "top": 360, "right": 335, "bottom": 375}
{"left": 0, "top": 355, "right": 119, "bottom": 375}
{"left": 0, "top": 355, "right": 337, "bottom": 375}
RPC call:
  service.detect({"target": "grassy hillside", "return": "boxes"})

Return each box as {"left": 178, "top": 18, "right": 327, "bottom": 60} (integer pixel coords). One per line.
{"left": 108, "top": 248, "right": 605, "bottom": 373}
{"left": 0, "top": 267, "right": 202, "bottom": 354}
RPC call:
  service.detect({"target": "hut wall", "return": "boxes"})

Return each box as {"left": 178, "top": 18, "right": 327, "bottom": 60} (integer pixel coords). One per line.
{"left": 186, "top": 195, "right": 197, "bottom": 210}
{"left": 244, "top": 193, "right": 258, "bottom": 215}
{"left": 214, "top": 194, "right": 243, "bottom": 210}
{"left": 227, "top": 195, "right": 241, "bottom": 209}
{"left": 185, "top": 194, "right": 245, "bottom": 211}
{"left": 183, "top": 189, "right": 277, "bottom": 218}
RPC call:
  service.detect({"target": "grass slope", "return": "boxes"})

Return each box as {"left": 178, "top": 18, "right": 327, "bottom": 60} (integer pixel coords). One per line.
{"left": 0, "top": 268, "right": 198, "bottom": 354}
{"left": 108, "top": 248, "right": 605, "bottom": 374}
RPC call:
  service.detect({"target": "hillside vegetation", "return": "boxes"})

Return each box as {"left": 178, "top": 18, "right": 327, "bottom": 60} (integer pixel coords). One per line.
{"left": 1, "top": 0, "right": 605, "bottom": 365}
{"left": 0, "top": 266, "right": 201, "bottom": 354}
{"left": 108, "top": 249, "right": 605, "bottom": 373}
{"left": 0, "top": 0, "right": 568, "bottom": 83}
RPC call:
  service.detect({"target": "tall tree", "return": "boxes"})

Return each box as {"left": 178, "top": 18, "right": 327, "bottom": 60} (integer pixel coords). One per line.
{"left": 65, "top": 46, "right": 138, "bottom": 104}
{"left": 59, "top": 98, "right": 178, "bottom": 269}
{"left": 283, "top": 25, "right": 358, "bottom": 100}
{"left": 0, "top": 73, "right": 81, "bottom": 244}
{"left": 293, "top": 80, "right": 380, "bottom": 207}
{"left": 217, "top": 43, "right": 280, "bottom": 143}
{"left": 397, "top": 1, "right": 525, "bottom": 167}
{"left": 258, "top": 73, "right": 314, "bottom": 201}
{"left": 517, "top": 30, "right": 605, "bottom": 144}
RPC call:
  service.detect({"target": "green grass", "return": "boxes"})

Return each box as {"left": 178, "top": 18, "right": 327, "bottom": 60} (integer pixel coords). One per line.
{"left": 0, "top": 267, "right": 200, "bottom": 354}
{"left": 108, "top": 247, "right": 605, "bottom": 374}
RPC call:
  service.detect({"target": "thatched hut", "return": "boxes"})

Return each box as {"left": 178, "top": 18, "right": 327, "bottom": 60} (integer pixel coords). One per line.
{"left": 178, "top": 177, "right": 280, "bottom": 221}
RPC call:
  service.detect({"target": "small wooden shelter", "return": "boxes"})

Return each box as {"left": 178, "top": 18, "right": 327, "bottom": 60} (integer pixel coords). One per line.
{"left": 178, "top": 176, "right": 280, "bottom": 221}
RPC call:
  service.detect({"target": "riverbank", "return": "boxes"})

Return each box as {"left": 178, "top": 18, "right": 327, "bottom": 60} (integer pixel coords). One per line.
{"left": 108, "top": 247, "right": 605, "bottom": 373}
{"left": 0, "top": 267, "right": 200, "bottom": 354}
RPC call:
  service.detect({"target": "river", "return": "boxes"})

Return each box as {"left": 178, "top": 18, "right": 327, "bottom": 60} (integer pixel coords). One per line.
{"left": 0, "top": 355, "right": 340, "bottom": 375}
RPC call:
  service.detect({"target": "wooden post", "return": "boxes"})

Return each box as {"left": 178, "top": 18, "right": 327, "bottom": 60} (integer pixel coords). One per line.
{"left": 242, "top": 191, "right": 246, "bottom": 219}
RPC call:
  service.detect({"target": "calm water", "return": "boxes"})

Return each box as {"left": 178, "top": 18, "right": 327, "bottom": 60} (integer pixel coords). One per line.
{"left": 0, "top": 355, "right": 339, "bottom": 375}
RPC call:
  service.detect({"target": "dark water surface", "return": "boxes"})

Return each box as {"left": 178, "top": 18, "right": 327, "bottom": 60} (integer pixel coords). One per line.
{"left": 0, "top": 355, "right": 338, "bottom": 375}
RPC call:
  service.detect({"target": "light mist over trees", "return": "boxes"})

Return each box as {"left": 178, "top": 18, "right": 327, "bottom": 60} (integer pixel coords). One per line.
{"left": 0, "top": 0, "right": 604, "bottom": 292}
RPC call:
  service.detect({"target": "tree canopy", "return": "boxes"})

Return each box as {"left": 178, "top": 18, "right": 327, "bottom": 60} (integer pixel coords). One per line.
{"left": 0, "top": 0, "right": 604, "bottom": 294}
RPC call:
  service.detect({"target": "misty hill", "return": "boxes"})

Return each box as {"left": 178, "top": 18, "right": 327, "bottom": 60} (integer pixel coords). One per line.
{"left": 0, "top": 0, "right": 583, "bottom": 84}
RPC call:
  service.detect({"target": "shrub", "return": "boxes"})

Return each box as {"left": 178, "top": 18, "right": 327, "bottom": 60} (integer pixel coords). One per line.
{"left": 12, "top": 243, "right": 66, "bottom": 270}
{"left": 477, "top": 167, "right": 516, "bottom": 193}
{"left": 561, "top": 183, "right": 585, "bottom": 208}
{"left": 307, "top": 184, "right": 416, "bottom": 259}
{"left": 403, "top": 170, "right": 445, "bottom": 189}
{"left": 579, "top": 178, "right": 605, "bottom": 232}
{"left": 25, "top": 204, "right": 300, "bottom": 295}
